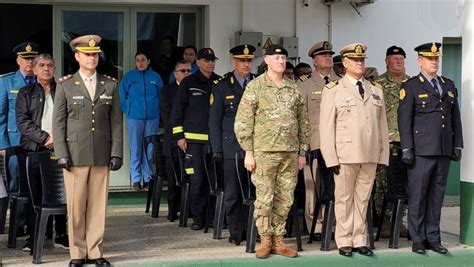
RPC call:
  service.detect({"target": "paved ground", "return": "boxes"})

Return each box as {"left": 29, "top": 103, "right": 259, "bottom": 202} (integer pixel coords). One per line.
{"left": 0, "top": 205, "right": 472, "bottom": 266}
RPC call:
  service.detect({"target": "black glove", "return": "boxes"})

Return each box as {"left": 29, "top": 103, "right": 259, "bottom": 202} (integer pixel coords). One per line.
{"left": 109, "top": 157, "right": 123, "bottom": 171}
{"left": 329, "top": 165, "right": 340, "bottom": 175}
{"left": 57, "top": 157, "right": 72, "bottom": 171}
{"left": 401, "top": 148, "right": 414, "bottom": 165}
{"left": 212, "top": 152, "right": 223, "bottom": 160}
{"left": 452, "top": 148, "right": 462, "bottom": 161}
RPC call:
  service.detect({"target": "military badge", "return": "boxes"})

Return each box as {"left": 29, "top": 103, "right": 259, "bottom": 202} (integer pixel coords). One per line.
{"left": 372, "top": 94, "right": 381, "bottom": 100}
{"left": 355, "top": 45, "right": 363, "bottom": 54}
{"left": 26, "top": 43, "right": 32, "bottom": 52}
{"left": 243, "top": 46, "right": 249, "bottom": 55}
{"left": 226, "top": 95, "right": 235, "bottom": 100}
{"left": 210, "top": 93, "right": 214, "bottom": 105}
{"left": 10, "top": 89, "right": 18, "bottom": 94}
{"left": 418, "top": 75, "right": 425, "bottom": 83}
{"left": 418, "top": 94, "right": 428, "bottom": 98}
{"left": 431, "top": 43, "right": 437, "bottom": 53}
{"left": 275, "top": 48, "right": 281, "bottom": 53}
{"left": 448, "top": 91, "right": 455, "bottom": 97}
{"left": 88, "top": 38, "right": 96, "bottom": 47}
{"left": 74, "top": 81, "right": 80, "bottom": 85}
{"left": 399, "top": 88, "right": 406, "bottom": 100}
{"left": 100, "top": 81, "right": 105, "bottom": 85}
{"left": 323, "top": 41, "right": 330, "bottom": 50}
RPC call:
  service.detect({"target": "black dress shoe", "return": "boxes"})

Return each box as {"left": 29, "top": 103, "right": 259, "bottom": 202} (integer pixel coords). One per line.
{"left": 89, "top": 257, "right": 110, "bottom": 266}
{"left": 412, "top": 242, "right": 426, "bottom": 254}
{"left": 191, "top": 223, "right": 203, "bottom": 230}
{"left": 356, "top": 246, "right": 374, "bottom": 256}
{"left": 338, "top": 246, "right": 352, "bottom": 257}
{"left": 69, "top": 259, "right": 85, "bottom": 267}
{"left": 228, "top": 236, "right": 241, "bottom": 246}
{"left": 426, "top": 242, "right": 448, "bottom": 254}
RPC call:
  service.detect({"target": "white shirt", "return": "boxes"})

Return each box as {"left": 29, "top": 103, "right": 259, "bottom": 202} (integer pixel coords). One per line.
{"left": 78, "top": 70, "right": 97, "bottom": 98}
{"left": 41, "top": 92, "right": 54, "bottom": 134}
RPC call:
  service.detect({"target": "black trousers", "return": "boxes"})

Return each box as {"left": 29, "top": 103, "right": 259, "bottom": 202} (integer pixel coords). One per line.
{"left": 165, "top": 153, "right": 181, "bottom": 218}
{"left": 406, "top": 156, "right": 451, "bottom": 243}
{"left": 184, "top": 143, "right": 210, "bottom": 225}
{"left": 223, "top": 159, "right": 244, "bottom": 238}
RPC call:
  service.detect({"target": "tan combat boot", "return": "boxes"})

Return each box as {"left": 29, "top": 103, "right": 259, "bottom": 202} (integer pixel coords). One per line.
{"left": 271, "top": 235, "right": 298, "bottom": 257}
{"left": 255, "top": 235, "right": 272, "bottom": 259}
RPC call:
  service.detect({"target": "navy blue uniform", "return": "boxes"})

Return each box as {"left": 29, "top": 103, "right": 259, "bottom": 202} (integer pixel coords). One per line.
{"left": 209, "top": 72, "right": 255, "bottom": 239}
{"left": 398, "top": 73, "right": 463, "bottom": 243}
{"left": 171, "top": 70, "right": 221, "bottom": 225}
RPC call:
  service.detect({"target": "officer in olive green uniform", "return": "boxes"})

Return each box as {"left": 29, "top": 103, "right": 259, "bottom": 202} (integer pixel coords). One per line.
{"left": 296, "top": 41, "right": 339, "bottom": 238}
{"left": 235, "top": 45, "right": 310, "bottom": 259}
{"left": 53, "top": 35, "right": 123, "bottom": 267}
{"left": 374, "top": 46, "right": 410, "bottom": 237}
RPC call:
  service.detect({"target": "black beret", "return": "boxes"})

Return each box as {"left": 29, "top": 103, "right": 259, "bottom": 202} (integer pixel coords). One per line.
{"left": 265, "top": 45, "right": 288, "bottom": 56}
{"left": 197, "top": 48, "right": 218, "bottom": 60}
{"left": 386, "top": 45, "right": 406, "bottom": 58}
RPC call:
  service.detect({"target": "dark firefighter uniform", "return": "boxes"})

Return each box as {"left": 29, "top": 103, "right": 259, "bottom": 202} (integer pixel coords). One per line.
{"left": 171, "top": 48, "right": 221, "bottom": 228}
{"left": 209, "top": 44, "right": 256, "bottom": 243}
{"left": 398, "top": 42, "right": 463, "bottom": 253}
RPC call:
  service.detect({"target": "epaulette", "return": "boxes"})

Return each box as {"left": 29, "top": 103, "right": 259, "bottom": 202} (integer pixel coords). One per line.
{"left": 0, "top": 72, "right": 14, "bottom": 78}
{"left": 325, "top": 80, "right": 338, "bottom": 89}
{"left": 298, "top": 73, "right": 311, "bottom": 82}
{"left": 417, "top": 75, "right": 425, "bottom": 83}
{"left": 213, "top": 74, "right": 228, "bottom": 85}
{"left": 371, "top": 81, "right": 382, "bottom": 89}
{"left": 58, "top": 74, "right": 73, "bottom": 84}
{"left": 440, "top": 76, "right": 451, "bottom": 84}
{"left": 102, "top": 74, "right": 117, "bottom": 83}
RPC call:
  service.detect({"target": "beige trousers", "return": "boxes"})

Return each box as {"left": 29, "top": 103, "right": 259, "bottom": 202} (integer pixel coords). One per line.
{"left": 63, "top": 166, "right": 109, "bottom": 260}
{"left": 334, "top": 163, "right": 376, "bottom": 248}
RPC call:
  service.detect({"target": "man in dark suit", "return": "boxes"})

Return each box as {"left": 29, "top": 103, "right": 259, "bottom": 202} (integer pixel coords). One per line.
{"left": 160, "top": 59, "right": 192, "bottom": 221}
{"left": 53, "top": 35, "right": 123, "bottom": 267}
{"left": 209, "top": 44, "right": 256, "bottom": 244}
{"left": 398, "top": 42, "right": 463, "bottom": 255}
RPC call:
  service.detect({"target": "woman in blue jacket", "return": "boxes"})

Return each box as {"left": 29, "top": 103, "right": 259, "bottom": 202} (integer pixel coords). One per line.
{"left": 119, "top": 51, "right": 163, "bottom": 189}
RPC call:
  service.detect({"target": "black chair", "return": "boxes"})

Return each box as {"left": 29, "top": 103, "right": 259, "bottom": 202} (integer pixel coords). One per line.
{"left": 178, "top": 147, "right": 192, "bottom": 227}
{"left": 234, "top": 151, "right": 257, "bottom": 253}
{"left": 202, "top": 146, "right": 225, "bottom": 239}
{"left": 308, "top": 151, "right": 375, "bottom": 250}
{"left": 0, "top": 153, "right": 9, "bottom": 234}
{"left": 144, "top": 134, "right": 165, "bottom": 218}
{"left": 26, "top": 151, "right": 67, "bottom": 264}
{"left": 375, "top": 150, "right": 409, "bottom": 249}
{"left": 284, "top": 172, "right": 304, "bottom": 252}
{"left": 6, "top": 146, "right": 29, "bottom": 248}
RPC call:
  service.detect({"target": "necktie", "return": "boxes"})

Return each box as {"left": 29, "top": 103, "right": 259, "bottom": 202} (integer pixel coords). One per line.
{"left": 25, "top": 76, "right": 33, "bottom": 85}
{"left": 243, "top": 79, "right": 248, "bottom": 89}
{"left": 85, "top": 78, "right": 95, "bottom": 99}
{"left": 356, "top": 81, "right": 364, "bottom": 99}
{"left": 431, "top": 78, "right": 441, "bottom": 95}
{"left": 324, "top": 76, "right": 330, "bottom": 85}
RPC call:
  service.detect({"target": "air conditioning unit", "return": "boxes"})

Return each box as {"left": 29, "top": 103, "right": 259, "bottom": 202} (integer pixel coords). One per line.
{"left": 324, "top": 0, "right": 376, "bottom": 7}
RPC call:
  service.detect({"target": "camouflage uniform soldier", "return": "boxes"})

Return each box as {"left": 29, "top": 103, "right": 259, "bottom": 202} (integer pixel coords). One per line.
{"left": 235, "top": 45, "right": 309, "bottom": 259}
{"left": 374, "top": 46, "right": 410, "bottom": 237}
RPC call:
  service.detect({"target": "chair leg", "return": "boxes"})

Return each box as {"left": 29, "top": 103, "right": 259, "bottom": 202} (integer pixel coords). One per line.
{"left": 389, "top": 199, "right": 406, "bottom": 249}
{"left": 8, "top": 197, "right": 27, "bottom": 248}
{"left": 145, "top": 178, "right": 155, "bottom": 213}
{"left": 291, "top": 201, "right": 303, "bottom": 252}
{"left": 32, "top": 211, "right": 49, "bottom": 264}
{"left": 46, "top": 216, "right": 53, "bottom": 240}
{"left": 203, "top": 194, "right": 214, "bottom": 234}
{"left": 179, "top": 182, "right": 191, "bottom": 227}
{"left": 375, "top": 195, "right": 389, "bottom": 241}
{"left": 0, "top": 196, "right": 9, "bottom": 234}
{"left": 236, "top": 204, "right": 248, "bottom": 244}
{"left": 320, "top": 200, "right": 334, "bottom": 251}
{"left": 308, "top": 198, "right": 322, "bottom": 244}
{"left": 213, "top": 191, "right": 225, "bottom": 239}
{"left": 246, "top": 203, "right": 258, "bottom": 253}
{"left": 366, "top": 199, "right": 375, "bottom": 250}
{"left": 151, "top": 176, "right": 163, "bottom": 218}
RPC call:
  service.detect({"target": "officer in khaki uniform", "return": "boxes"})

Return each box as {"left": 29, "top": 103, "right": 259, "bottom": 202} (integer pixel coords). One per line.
{"left": 53, "top": 35, "right": 123, "bottom": 267}
{"left": 296, "top": 41, "right": 339, "bottom": 239}
{"left": 235, "top": 45, "right": 309, "bottom": 259}
{"left": 319, "top": 43, "right": 389, "bottom": 257}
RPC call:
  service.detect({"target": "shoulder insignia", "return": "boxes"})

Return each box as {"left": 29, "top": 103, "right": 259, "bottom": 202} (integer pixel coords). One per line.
{"left": 230, "top": 76, "right": 234, "bottom": 84}
{"left": 0, "top": 72, "right": 14, "bottom": 78}
{"left": 209, "top": 93, "right": 214, "bottom": 105}
{"left": 298, "top": 73, "right": 310, "bottom": 82}
{"left": 213, "top": 79, "right": 220, "bottom": 85}
{"left": 325, "top": 80, "right": 338, "bottom": 89}
{"left": 447, "top": 91, "right": 455, "bottom": 97}
{"left": 371, "top": 81, "right": 382, "bottom": 88}
{"left": 440, "top": 76, "right": 446, "bottom": 84}
{"left": 418, "top": 75, "right": 425, "bottom": 83}
{"left": 402, "top": 78, "right": 408, "bottom": 83}
{"left": 399, "top": 88, "right": 406, "bottom": 100}
{"left": 102, "top": 75, "right": 117, "bottom": 83}
{"left": 58, "top": 74, "right": 73, "bottom": 84}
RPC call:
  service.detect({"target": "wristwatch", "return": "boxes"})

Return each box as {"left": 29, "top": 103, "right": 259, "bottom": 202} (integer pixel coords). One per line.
{"left": 298, "top": 149, "right": 307, "bottom": 157}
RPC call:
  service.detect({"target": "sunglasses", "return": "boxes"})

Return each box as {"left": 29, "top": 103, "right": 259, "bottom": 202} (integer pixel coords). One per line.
{"left": 176, "top": 69, "right": 192, "bottom": 73}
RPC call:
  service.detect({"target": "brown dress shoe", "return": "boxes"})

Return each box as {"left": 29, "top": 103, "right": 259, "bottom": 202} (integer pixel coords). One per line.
{"left": 271, "top": 235, "right": 298, "bottom": 258}
{"left": 255, "top": 235, "right": 272, "bottom": 259}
